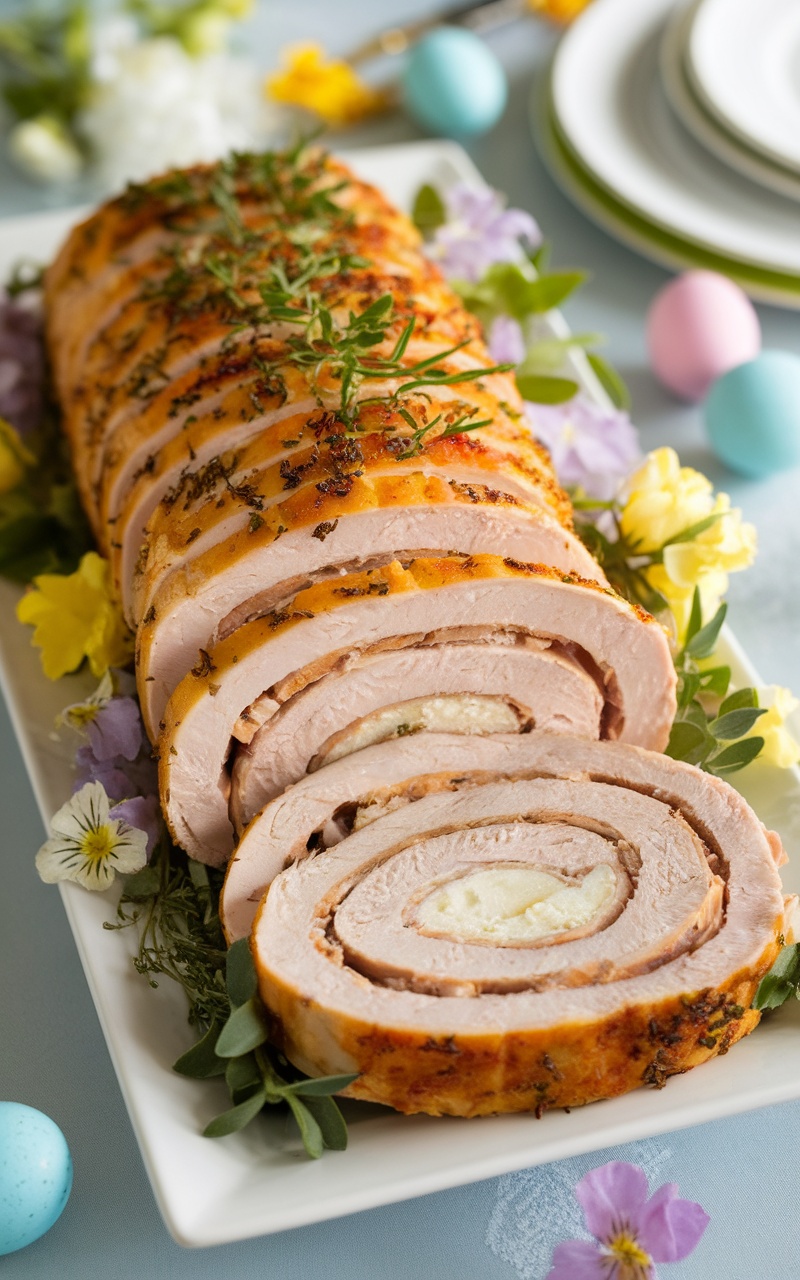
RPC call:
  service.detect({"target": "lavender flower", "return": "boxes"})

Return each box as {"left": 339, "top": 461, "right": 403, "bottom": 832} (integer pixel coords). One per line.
{"left": 432, "top": 183, "right": 541, "bottom": 283}
{"left": 547, "top": 1161, "right": 709, "bottom": 1280}
{"left": 73, "top": 693, "right": 157, "bottom": 802}
{"left": 525, "top": 395, "right": 641, "bottom": 501}
{"left": 110, "top": 794, "right": 162, "bottom": 858}
{"left": 488, "top": 314, "right": 526, "bottom": 366}
{"left": 86, "top": 695, "right": 143, "bottom": 762}
{"left": 0, "top": 290, "right": 45, "bottom": 436}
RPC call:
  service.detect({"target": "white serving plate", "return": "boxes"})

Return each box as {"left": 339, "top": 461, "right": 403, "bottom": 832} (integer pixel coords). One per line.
{"left": 534, "top": 83, "right": 800, "bottom": 309}
{"left": 687, "top": 0, "right": 800, "bottom": 175}
{"left": 2, "top": 139, "right": 800, "bottom": 1249}
{"left": 551, "top": 0, "right": 800, "bottom": 272}
{"left": 660, "top": 1, "right": 800, "bottom": 205}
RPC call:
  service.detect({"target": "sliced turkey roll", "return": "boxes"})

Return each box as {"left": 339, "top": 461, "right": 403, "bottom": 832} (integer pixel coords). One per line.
{"left": 243, "top": 731, "right": 790, "bottom": 1117}
{"left": 136, "top": 472, "right": 601, "bottom": 738}
{"left": 159, "top": 555, "right": 676, "bottom": 866}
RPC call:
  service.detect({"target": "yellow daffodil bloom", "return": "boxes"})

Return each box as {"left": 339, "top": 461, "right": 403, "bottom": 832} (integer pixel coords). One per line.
{"left": 528, "top": 0, "right": 593, "bottom": 20}
{"left": 267, "top": 44, "right": 388, "bottom": 127}
{"left": 620, "top": 448, "right": 756, "bottom": 642}
{"left": 750, "top": 686, "right": 800, "bottom": 769}
{"left": 0, "top": 418, "right": 35, "bottom": 495}
{"left": 16, "top": 551, "right": 134, "bottom": 681}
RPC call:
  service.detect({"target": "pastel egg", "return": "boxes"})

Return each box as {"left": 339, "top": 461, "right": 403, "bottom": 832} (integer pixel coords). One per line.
{"left": 403, "top": 27, "right": 508, "bottom": 138}
{"left": 0, "top": 1103, "right": 72, "bottom": 1256}
{"left": 646, "top": 270, "right": 761, "bottom": 402}
{"left": 705, "top": 351, "right": 800, "bottom": 478}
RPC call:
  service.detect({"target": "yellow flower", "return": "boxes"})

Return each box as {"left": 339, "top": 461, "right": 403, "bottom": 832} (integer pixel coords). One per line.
{"left": 620, "top": 447, "right": 715, "bottom": 552}
{"left": 750, "top": 686, "right": 800, "bottom": 769}
{"left": 267, "top": 44, "right": 388, "bottom": 127}
{"left": 0, "top": 418, "right": 35, "bottom": 495}
{"left": 16, "top": 551, "right": 134, "bottom": 681}
{"left": 528, "top": 0, "right": 593, "bottom": 20}
{"left": 619, "top": 448, "right": 756, "bottom": 642}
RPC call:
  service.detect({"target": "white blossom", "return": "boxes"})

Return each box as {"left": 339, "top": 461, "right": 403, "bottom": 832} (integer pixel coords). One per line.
{"left": 78, "top": 37, "right": 284, "bottom": 194}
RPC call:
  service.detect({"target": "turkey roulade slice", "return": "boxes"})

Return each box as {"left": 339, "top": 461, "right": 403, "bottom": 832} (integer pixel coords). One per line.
{"left": 245, "top": 731, "right": 792, "bottom": 1117}
{"left": 159, "top": 554, "right": 676, "bottom": 866}
{"left": 136, "top": 470, "right": 603, "bottom": 739}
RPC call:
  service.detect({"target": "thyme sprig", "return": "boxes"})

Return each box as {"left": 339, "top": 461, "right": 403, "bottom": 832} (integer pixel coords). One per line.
{"left": 108, "top": 839, "right": 356, "bottom": 1158}
{"left": 394, "top": 407, "right": 493, "bottom": 460}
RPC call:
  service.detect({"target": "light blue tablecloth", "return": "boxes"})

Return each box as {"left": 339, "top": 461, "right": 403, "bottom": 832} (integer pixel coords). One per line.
{"left": 2, "top": 3, "right": 799, "bottom": 1275}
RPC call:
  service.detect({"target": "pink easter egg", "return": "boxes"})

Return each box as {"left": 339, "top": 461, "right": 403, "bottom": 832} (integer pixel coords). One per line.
{"left": 646, "top": 270, "right": 761, "bottom": 402}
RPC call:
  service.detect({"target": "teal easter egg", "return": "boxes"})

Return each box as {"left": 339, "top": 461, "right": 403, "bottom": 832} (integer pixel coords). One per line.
{"left": 705, "top": 351, "right": 800, "bottom": 478}
{"left": 0, "top": 1103, "right": 72, "bottom": 1255}
{"left": 403, "top": 27, "right": 508, "bottom": 138}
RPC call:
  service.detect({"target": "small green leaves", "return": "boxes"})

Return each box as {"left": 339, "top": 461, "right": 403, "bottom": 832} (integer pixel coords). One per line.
{"left": 515, "top": 374, "right": 578, "bottom": 405}
{"left": 683, "top": 601, "right": 727, "bottom": 660}
{"left": 173, "top": 1022, "right": 227, "bottom": 1079}
{"left": 708, "top": 706, "right": 765, "bottom": 740}
{"left": 281, "top": 1073, "right": 359, "bottom": 1097}
{"left": 411, "top": 183, "right": 446, "bottom": 234}
{"left": 203, "top": 1088, "right": 268, "bottom": 1138}
{"left": 753, "top": 944, "right": 800, "bottom": 1011}
{"left": 215, "top": 998, "right": 270, "bottom": 1057}
{"left": 661, "top": 589, "right": 768, "bottom": 776}
{"left": 302, "top": 1096, "right": 349, "bottom": 1151}
{"left": 226, "top": 936, "right": 257, "bottom": 1007}
{"left": 286, "top": 1095, "right": 324, "bottom": 1159}
{"left": 586, "top": 352, "right": 631, "bottom": 410}
{"left": 456, "top": 262, "right": 586, "bottom": 324}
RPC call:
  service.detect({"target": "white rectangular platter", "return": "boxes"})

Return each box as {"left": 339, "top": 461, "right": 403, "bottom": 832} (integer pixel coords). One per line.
{"left": 1, "top": 139, "right": 799, "bottom": 1248}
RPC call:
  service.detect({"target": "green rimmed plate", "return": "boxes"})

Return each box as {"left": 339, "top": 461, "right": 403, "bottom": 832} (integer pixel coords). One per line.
{"left": 532, "top": 73, "right": 800, "bottom": 310}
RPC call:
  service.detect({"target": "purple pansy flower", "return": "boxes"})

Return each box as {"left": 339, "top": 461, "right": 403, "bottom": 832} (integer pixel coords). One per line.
{"left": 488, "top": 314, "right": 526, "bottom": 366}
{"left": 432, "top": 183, "right": 541, "bottom": 283}
{"left": 74, "top": 741, "right": 157, "bottom": 801}
{"left": 86, "top": 695, "right": 144, "bottom": 762}
{"left": 0, "top": 289, "right": 45, "bottom": 436}
{"left": 110, "top": 794, "right": 162, "bottom": 858}
{"left": 525, "top": 395, "right": 641, "bottom": 501}
{"left": 547, "top": 1161, "right": 710, "bottom": 1280}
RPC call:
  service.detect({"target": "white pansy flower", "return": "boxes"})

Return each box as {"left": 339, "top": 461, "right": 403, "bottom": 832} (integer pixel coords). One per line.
{"left": 8, "top": 115, "right": 84, "bottom": 184}
{"left": 78, "top": 37, "right": 284, "bottom": 194}
{"left": 57, "top": 670, "right": 115, "bottom": 732}
{"left": 36, "top": 781, "right": 149, "bottom": 892}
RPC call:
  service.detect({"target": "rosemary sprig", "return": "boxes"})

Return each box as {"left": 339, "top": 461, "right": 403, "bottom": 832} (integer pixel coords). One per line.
{"left": 394, "top": 408, "right": 493, "bottom": 460}
{"left": 108, "top": 839, "right": 356, "bottom": 1158}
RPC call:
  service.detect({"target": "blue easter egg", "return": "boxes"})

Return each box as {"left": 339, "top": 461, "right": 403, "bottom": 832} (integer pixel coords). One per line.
{"left": 403, "top": 27, "right": 508, "bottom": 138}
{"left": 0, "top": 1103, "right": 72, "bottom": 1256}
{"left": 705, "top": 351, "right": 800, "bottom": 478}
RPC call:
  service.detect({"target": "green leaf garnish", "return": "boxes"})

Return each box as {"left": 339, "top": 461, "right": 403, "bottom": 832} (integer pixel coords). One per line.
{"left": 708, "top": 707, "right": 766, "bottom": 740}
{"left": 753, "top": 944, "right": 800, "bottom": 1011}
{"left": 109, "top": 837, "right": 357, "bottom": 1159}
{"left": 203, "top": 1088, "right": 268, "bottom": 1138}
{"left": 411, "top": 183, "right": 446, "bottom": 234}
{"left": 215, "top": 997, "right": 270, "bottom": 1057}
{"left": 226, "top": 936, "right": 257, "bottom": 1007}
{"left": 515, "top": 374, "right": 578, "bottom": 404}
{"left": 586, "top": 352, "right": 630, "bottom": 410}
{"left": 173, "top": 1022, "right": 226, "bottom": 1079}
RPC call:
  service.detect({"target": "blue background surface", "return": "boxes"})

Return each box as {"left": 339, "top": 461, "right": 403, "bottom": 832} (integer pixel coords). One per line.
{"left": 2, "top": 2, "right": 799, "bottom": 1275}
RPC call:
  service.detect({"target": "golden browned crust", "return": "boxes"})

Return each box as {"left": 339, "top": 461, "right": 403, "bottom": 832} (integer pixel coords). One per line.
{"left": 258, "top": 954, "right": 774, "bottom": 1117}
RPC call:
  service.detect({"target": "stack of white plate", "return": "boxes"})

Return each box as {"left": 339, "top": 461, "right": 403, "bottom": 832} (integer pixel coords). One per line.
{"left": 535, "top": 0, "right": 800, "bottom": 308}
